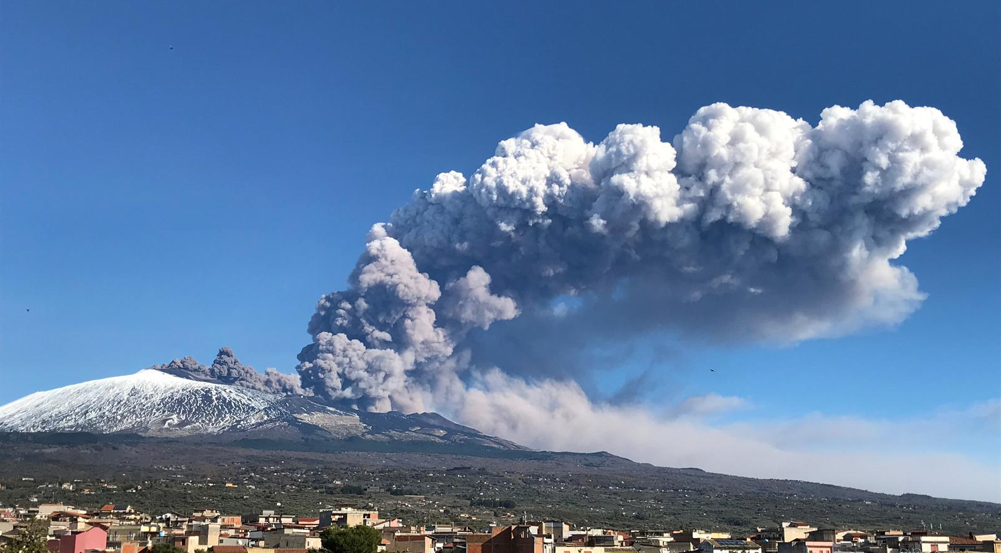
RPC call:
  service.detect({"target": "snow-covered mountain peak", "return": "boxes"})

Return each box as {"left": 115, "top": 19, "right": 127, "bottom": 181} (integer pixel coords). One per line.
{"left": 0, "top": 369, "right": 278, "bottom": 435}
{"left": 0, "top": 368, "right": 526, "bottom": 451}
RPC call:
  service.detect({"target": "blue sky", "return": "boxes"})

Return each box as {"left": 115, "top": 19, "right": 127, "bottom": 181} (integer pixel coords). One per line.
{"left": 2, "top": 2, "right": 999, "bottom": 499}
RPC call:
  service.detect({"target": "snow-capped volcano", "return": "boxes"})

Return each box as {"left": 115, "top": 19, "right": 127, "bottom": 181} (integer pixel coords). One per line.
{"left": 0, "top": 369, "right": 283, "bottom": 435}
{"left": 0, "top": 368, "right": 524, "bottom": 451}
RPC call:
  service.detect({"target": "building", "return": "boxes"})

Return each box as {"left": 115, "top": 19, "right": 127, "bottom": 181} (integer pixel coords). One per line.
{"left": 106, "top": 525, "right": 145, "bottom": 548}
{"left": 874, "top": 532, "right": 905, "bottom": 551}
{"left": 543, "top": 522, "right": 570, "bottom": 543}
{"left": 807, "top": 532, "right": 836, "bottom": 544}
{"left": 385, "top": 533, "right": 433, "bottom": 553}
{"left": 676, "top": 532, "right": 733, "bottom": 545}
{"left": 781, "top": 525, "right": 818, "bottom": 544}
{"left": 554, "top": 545, "right": 605, "bottom": 553}
{"left": 836, "top": 533, "right": 872, "bottom": 545}
{"left": 250, "top": 512, "right": 294, "bottom": 526}
{"left": 778, "top": 541, "right": 834, "bottom": 553}
{"left": 637, "top": 543, "right": 695, "bottom": 553}
{"left": 211, "top": 546, "right": 248, "bottom": 553}
{"left": 946, "top": 537, "right": 981, "bottom": 552}
{"left": 981, "top": 542, "right": 1001, "bottom": 553}
{"left": 196, "top": 523, "right": 222, "bottom": 548}
{"left": 59, "top": 526, "right": 108, "bottom": 553}
{"left": 467, "top": 526, "right": 544, "bottom": 553}
{"left": 901, "top": 536, "right": 950, "bottom": 553}
{"left": 700, "top": 539, "right": 763, "bottom": 553}
{"left": 635, "top": 535, "right": 696, "bottom": 553}
{"left": 38, "top": 505, "right": 75, "bottom": 518}
{"left": 276, "top": 534, "right": 321, "bottom": 550}
{"left": 263, "top": 528, "right": 316, "bottom": 548}
{"left": 100, "top": 505, "right": 134, "bottom": 514}
{"left": 320, "top": 509, "right": 380, "bottom": 528}
{"left": 295, "top": 518, "right": 319, "bottom": 529}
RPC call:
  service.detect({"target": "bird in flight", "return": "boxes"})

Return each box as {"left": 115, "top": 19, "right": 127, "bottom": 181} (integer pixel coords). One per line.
{"left": 709, "top": 368, "right": 715, "bottom": 372}
{"left": 26, "top": 308, "right": 30, "bottom": 312}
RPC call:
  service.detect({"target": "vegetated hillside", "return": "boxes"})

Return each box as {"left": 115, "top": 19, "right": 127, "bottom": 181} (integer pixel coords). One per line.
{"left": 0, "top": 433, "right": 996, "bottom": 534}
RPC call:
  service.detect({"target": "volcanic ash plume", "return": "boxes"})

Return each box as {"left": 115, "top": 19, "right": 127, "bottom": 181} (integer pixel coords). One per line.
{"left": 151, "top": 347, "right": 303, "bottom": 396}
{"left": 295, "top": 100, "right": 985, "bottom": 413}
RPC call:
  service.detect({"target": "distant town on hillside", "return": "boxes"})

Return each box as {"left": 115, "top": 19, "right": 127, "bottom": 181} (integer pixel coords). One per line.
{"left": 2, "top": 499, "right": 999, "bottom": 553}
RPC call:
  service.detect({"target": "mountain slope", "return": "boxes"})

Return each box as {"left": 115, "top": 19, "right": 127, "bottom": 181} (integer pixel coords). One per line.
{"left": 0, "top": 370, "right": 523, "bottom": 451}
{"left": 0, "top": 370, "right": 277, "bottom": 435}
{"left": 0, "top": 433, "right": 997, "bottom": 535}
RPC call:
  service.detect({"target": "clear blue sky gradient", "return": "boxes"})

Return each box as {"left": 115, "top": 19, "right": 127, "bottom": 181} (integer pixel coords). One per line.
{"left": 2, "top": 2, "right": 999, "bottom": 463}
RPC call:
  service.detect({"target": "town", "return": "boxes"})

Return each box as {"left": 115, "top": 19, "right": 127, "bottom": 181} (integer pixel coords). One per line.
{"left": 2, "top": 499, "right": 999, "bottom": 553}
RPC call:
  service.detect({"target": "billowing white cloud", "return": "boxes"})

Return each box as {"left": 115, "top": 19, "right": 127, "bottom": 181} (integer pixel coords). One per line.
{"left": 441, "top": 266, "right": 519, "bottom": 330}
{"left": 674, "top": 104, "right": 810, "bottom": 239}
{"left": 453, "top": 370, "right": 1000, "bottom": 502}
{"left": 297, "top": 100, "right": 985, "bottom": 414}
{"left": 662, "top": 393, "right": 749, "bottom": 419}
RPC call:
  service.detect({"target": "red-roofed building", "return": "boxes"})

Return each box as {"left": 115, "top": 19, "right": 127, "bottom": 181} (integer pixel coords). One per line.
{"left": 211, "top": 546, "right": 248, "bottom": 553}
{"left": 948, "top": 537, "right": 982, "bottom": 552}
{"left": 99, "top": 504, "right": 133, "bottom": 514}
{"left": 60, "top": 526, "right": 107, "bottom": 553}
{"left": 296, "top": 517, "right": 320, "bottom": 528}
